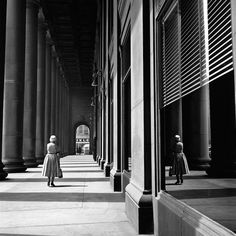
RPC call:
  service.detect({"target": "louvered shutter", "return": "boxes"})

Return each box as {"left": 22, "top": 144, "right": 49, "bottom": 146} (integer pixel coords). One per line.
{"left": 181, "top": 0, "right": 207, "bottom": 96}
{"left": 207, "top": 0, "right": 233, "bottom": 83}
{"left": 161, "top": 2, "right": 181, "bottom": 107}
{"left": 160, "top": 0, "right": 234, "bottom": 108}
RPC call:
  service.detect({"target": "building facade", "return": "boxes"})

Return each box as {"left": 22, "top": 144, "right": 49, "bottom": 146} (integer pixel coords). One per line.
{"left": 0, "top": 0, "right": 236, "bottom": 235}
{"left": 93, "top": 0, "right": 236, "bottom": 235}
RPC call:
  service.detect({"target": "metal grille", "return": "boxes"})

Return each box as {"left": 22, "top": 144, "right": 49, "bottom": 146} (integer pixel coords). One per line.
{"left": 181, "top": 0, "right": 205, "bottom": 97}
{"left": 161, "top": 3, "right": 181, "bottom": 107}
{"left": 161, "top": 0, "right": 234, "bottom": 107}
{"left": 207, "top": 0, "right": 233, "bottom": 83}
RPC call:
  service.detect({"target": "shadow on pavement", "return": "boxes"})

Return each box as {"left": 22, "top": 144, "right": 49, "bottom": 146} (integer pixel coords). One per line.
{"left": 3, "top": 177, "right": 109, "bottom": 182}
{"left": 0, "top": 192, "right": 125, "bottom": 202}
{"left": 168, "top": 188, "right": 236, "bottom": 199}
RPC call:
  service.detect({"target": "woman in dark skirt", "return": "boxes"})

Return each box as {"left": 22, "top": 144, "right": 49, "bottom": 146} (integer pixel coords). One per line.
{"left": 171, "top": 135, "right": 190, "bottom": 184}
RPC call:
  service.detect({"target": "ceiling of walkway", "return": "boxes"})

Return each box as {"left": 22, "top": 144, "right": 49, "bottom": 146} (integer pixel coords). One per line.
{"left": 41, "top": 0, "right": 97, "bottom": 87}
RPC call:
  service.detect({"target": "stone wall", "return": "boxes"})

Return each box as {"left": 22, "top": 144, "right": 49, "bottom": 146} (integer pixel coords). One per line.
{"left": 154, "top": 191, "right": 235, "bottom": 236}
{"left": 69, "top": 87, "right": 93, "bottom": 154}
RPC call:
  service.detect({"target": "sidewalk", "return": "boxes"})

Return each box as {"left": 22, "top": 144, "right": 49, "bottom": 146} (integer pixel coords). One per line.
{"left": 0, "top": 155, "right": 153, "bottom": 236}
{"left": 166, "top": 167, "right": 236, "bottom": 233}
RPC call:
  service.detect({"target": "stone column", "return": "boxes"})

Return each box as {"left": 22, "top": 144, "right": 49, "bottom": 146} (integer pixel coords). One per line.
{"left": 183, "top": 87, "right": 211, "bottom": 170}
{"left": 60, "top": 78, "right": 64, "bottom": 155}
{"left": 62, "top": 83, "right": 66, "bottom": 155}
{"left": 54, "top": 62, "right": 59, "bottom": 137}
{"left": 206, "top": 0, "right": 236, "bottom": 177}
{"left": 23, "top": 0, "right": 39, "bottom": 167}
{"left": 66, "top": 87, "right": 70, "bottom": 155}
{"left": 104, "top": 77, "right": 112, "bottom": 177}
{"left": 103, "top": 0, "right": 111, "bottom": 176}
{"left": 110, "top": 0, "right": 121, "bottom": 191}
{"left": 60, "top": 81, "right": 65, "bottom": 155}
{"left": 57, "top": 74, "right": 62, "bottom": 154}
{"left": 50, "top": 48, "right": 56, "bottom": 135}
{"left": 2, "top": 0, "right": 27, "bottom": 172}
{"left": 100, "top": 84, "right": 106, "bottom": 169}
{"left": 44, "top": 32, "right": 52, "bottom": 151}
{"left": 0, "top": 0, "right": 8, "bottom": 179}
{"left": 125, "top": 0, "right": 153, "bottom": 233}
{"left": 54, "top": 68, "right": 58, "bottom": 144}
{"left": 35, "top": 9, "right": 46, "bottom": 164}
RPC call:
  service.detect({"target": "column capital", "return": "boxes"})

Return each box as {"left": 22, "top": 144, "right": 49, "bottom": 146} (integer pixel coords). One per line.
{"left": 46, "top": 31, "right": 54, "bottom": 46}
{"left": 38, "top": 8, "right": 47, "bottom": 31}
{"left": 26, "top": 0, "right": 40, "bottom": 10}
{"left": 52, "top": 45, "right": 57, "bottom": 58}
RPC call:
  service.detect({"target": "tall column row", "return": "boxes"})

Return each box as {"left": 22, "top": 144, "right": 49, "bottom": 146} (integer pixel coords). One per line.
{"left": 0, "top": 0, "right": 70, "bottom": 177}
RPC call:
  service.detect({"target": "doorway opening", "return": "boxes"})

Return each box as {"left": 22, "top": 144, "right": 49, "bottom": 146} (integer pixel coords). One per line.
{"left": 75, "top": 125, "right": 90, "bottom": 155}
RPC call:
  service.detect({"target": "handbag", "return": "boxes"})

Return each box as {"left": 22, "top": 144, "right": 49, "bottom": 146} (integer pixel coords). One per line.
{"left": 169, "top": 167, "right": 173, "bottom": 177}
{"left": 58, "top": 168, "right": 63, "bottom": 178}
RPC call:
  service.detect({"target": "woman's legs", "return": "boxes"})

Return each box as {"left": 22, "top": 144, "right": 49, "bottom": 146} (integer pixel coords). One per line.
{"left": 175, "top": 175, "right": 180, "bottom": 184}
{"left": 47, "top": 177, "right": 50, "bottom": 186}
{"left": 50, "top": 177, "right": 55, "bottom": 186}
{"left": 180, "top": 170, "right": 183, "bottom": 184}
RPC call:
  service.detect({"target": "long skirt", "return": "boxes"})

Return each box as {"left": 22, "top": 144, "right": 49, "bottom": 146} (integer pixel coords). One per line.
{"left": 172, "top": 153, "right": 190, "bottom": 175}
{"left": 42, "top": 154, "right": 60, "bottom": 177}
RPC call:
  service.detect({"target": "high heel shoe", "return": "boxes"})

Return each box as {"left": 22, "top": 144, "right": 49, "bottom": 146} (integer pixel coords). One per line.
{"left": 50, "top": 183, "right": 55, "bottom": 187}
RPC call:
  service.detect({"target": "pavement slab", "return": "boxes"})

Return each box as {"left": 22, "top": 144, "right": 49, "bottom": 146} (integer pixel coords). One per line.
{"left": 0, "top": 155, "right": 153, "bottom": 236}
{"left": 166, "top": 167, "right": 236, "bottom": 233}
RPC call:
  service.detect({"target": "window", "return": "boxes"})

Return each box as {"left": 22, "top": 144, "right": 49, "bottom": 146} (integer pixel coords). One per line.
{"left": 160, "top": 0, "right": 233, "bottom": 107}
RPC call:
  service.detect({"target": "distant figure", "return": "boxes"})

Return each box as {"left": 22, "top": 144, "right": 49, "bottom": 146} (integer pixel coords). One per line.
{"left": 171, "top": 135, "right": 190, "bottom": 184}
{"left": 78, "top": 146, "right": 82, "bottom": 155}
{"left": 42, "top": 135, "right": 61, "bottom": 187}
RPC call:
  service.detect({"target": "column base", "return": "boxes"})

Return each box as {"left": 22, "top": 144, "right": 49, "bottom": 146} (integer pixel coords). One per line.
{"left": 110, "top": 168, "right": 121, "bottom": 191}
{"left": 3, "top": 159, "right": 27, "bottom": 173}
{"left": 98, "top": 156, "right": 102, "bottom": 165}
{"left": 206, "top": 162, "right": 236, "bottom": 177}
{"left": 36, "top": 156, "right": 44, "bottom": 165}
{"left": 23, "top": 157, "right": 38, "bottom": 168}
{"left": 93, "top": 153, "right": 96, "bottom": 161}
{"left": 122, "top": 170, "right": 131, "bottom": 193}
{"left": 100, "top": 159, "right": 105, "bottom": 170}
{"left": 188, "top": 157, "right": 211, "bottom": 170}
{"left": 104, "top": 162, "right": 111, "bottom": 177}
{"left": 125, "top": 182, "right": 153, "bottom": 234}
{"left": 0, "top": 162, "right": 8, "bottom": 179}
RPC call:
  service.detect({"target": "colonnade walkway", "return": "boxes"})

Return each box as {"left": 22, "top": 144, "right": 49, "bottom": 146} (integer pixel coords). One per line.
{"left": 0, "top": 155, "right": 152, "bottom": 236}
{"left": 166, "top": 168, "right": 236, "bottom": 233}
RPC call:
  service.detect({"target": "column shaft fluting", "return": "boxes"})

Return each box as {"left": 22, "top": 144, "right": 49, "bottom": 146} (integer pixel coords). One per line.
{"left": 55, "top": 65, "right": 59, "bottom": 137}
{"left": 23, "top": 0, "right": 39, "bottom": 167}
{"left": 0, "top": 0, "right": 7, "bottom": 179}
{"left": 50, "top": 51, "right": 56, "bottom": 134}
{"left": 2, "top": 0, "right": 27, "bottom": 172}
{"left": 35, "top": 10, "right": 46, "bottom": 164}
{"left": 44, "top": 33, "right": 52, "bottom": 151}
{"left": 58, "top": 78, "right": 62, "bottom": 154}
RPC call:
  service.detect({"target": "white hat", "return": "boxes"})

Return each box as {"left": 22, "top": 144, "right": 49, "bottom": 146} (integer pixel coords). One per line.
{"left": 49, "top": 135, "right": 56, "bottom": 142}
{"left": 174, "top": 135, "right": 181, "bottom": 140}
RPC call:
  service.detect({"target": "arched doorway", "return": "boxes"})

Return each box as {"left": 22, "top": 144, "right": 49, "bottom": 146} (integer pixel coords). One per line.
{"left": 75, "top": 125, "right": 90, "bottom": 155}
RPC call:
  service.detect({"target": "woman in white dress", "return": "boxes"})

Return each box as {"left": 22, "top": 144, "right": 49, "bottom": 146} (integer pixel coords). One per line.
{"left": 42, "top": 135, "right": 61, "bottom": 187}
{"left": 171, "top": 135, "right": 190, "bottom": 184}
